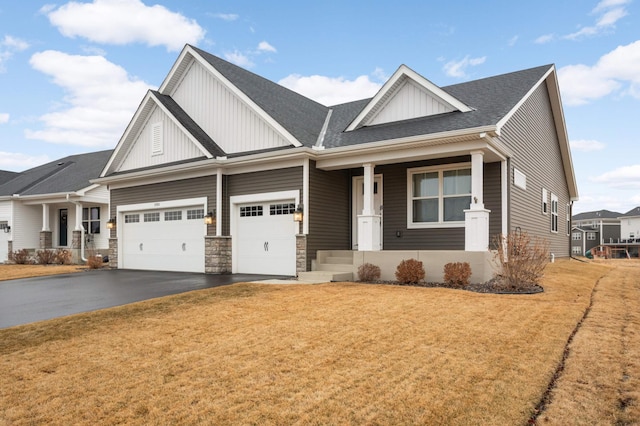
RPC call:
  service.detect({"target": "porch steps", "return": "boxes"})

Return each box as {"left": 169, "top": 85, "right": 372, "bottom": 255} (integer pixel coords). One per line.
{"left": 298, "top": 250, "right": 354, "bottom": 283}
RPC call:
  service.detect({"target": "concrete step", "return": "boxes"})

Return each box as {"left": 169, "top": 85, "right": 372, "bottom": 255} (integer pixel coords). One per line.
{"left": 315, "top": 263, "right": 354, "bottom": 272}
{"left": 324, "top": 256, "right": 354, "bottom": 265}
{"left": 297, "top": 271, "right": 353, "bottom": 283}
{"left": 316, "top": 250, "right": 353, "bottom": 264}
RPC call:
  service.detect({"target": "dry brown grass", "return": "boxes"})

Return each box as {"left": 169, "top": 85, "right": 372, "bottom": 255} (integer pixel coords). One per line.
{"left": 0, "top": 259, "right": 616, "bottom": 424}
{"left": 0, "top": 264, "right": 86, "bottom": 281}
{"left": 537, "top": 259, "right": 640, "bottom": 424}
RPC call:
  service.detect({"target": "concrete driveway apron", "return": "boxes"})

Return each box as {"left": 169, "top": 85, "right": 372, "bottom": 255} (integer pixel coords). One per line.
{"left": 0, "top": 270, "right": 285, "bottom": 328}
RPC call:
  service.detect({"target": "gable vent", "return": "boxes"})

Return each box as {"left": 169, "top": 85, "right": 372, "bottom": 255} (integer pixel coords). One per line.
{"left": 151, "top": 122, "right": 163, "bottom": 156}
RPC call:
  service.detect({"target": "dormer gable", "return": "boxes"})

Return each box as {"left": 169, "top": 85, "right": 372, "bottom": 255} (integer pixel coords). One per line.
{"left": 346, "top": 65, "right": 472, "bottom": 131}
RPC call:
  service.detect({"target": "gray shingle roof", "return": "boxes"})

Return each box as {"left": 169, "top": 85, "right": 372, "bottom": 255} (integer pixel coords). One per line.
{"left": 0, "top": 170, "right": 18, "bottom": 185}
{"left": 572, "top": 209, "right": 623, "bottom": 220}
{"left": 0, "top": 150, "right": 113, "bottom": 197}
{"left": 621, "top": 206, "right": 640, "bottom": 217}
{"left": 152, "top": 91, "right": 226, "bottom": 157}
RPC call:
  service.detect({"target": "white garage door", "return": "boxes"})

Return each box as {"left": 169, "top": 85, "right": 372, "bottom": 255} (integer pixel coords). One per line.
{"left": 235, "top": 201, "right": 297, "bottom": 276}
{"left": 121, "top": 206, "right": 205, "bottom": 273}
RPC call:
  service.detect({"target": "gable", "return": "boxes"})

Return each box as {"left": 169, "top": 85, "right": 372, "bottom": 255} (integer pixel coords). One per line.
{"left": 346, "top": 65, "right": 472, "bottom": 131}
{"left": 118, "top": 103, "right": 208, "bottom": 173}
{"left": 168, "top": 54, "right": 295, "bottom": 154}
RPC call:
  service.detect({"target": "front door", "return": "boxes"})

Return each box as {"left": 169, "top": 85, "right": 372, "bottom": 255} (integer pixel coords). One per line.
{"left": 352, "top": 175, "right": 383, "bottom": 250}
{"left": 59, "top": 209, "right": 68, "bottom": 246}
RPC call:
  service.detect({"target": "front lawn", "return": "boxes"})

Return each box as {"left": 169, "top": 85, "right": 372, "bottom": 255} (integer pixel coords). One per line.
{"left": 0, "top": 259, "right": 612, "bottom": 424}
{"left": 0, "top": 264, "right": 85, "bottom": 281}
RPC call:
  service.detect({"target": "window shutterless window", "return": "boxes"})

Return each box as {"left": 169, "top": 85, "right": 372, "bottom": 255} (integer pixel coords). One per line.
{"left": 551, "top": 193, "right": 558, "bottom": 232}
{"left": 542, "top": 188, "right": 548, "bottom": 214}
{"left": 408, "top": 164, "right": 471, "bottom": 227}
{"left": 572, "top": 232, "right": 581, "bottom": 240}
{"left": 587, "top": 232, "right": 596, "bottom": 240}
{"left": 82, "top": 207, "right": 100, "bottom": 234}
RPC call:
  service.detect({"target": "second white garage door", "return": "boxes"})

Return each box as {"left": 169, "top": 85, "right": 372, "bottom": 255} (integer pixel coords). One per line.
{"left": 121, "top": 206, "right": 205, "bottom": 273}
{"left": 235, "top": 201, "right": 297, "bottom": 276}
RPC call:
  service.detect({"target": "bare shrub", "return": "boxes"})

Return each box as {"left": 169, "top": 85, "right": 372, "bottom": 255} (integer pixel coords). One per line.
{"left": 493, "top": 230, "right": 549, "bottom": 289}
{"left": 9, "top": 249, "right": 32, "bottom": 265}
{"left": 443, "top": 262, "right": 472, "bottom": 288}
{"left": 85, "top": 249, "right": 104, "bottom": 269}
{"left": 35, "top": 250, "right": 57, "bottom": 265}
{"left": 395, "top": 259, "right": 425, "bottom": 284}
{"left": 54, "top": 249, "right": 73, "bottom": 265}
{"left": 357, "top": 263, "right": 381, "bottom": 282}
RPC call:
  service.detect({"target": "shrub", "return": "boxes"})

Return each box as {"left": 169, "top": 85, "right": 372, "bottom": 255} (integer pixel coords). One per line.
{"left": 35, "top": 249, "right": 57, "bottom": 265}
{"left": 395, "top": 258, "right": 425, "bottom": 284}
{"left": 357, "top": 263, "right": 381, "bottom": 282}
{"left": 443, "top": 262, "right": 472, "bottom": 288}
{"left": 492, "top": 230, "right": 549, "bottom": 289}
{"left": 54, "top": 248, "right": 73, "bottom": 265}
{"left": 9, "top": 249, "right": 32, "bottom": 265}
{"left": 86, "top": 253, "right": 104, "bottom": 269}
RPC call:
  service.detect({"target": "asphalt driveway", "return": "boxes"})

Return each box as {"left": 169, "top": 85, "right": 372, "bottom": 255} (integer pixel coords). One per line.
{"left": 0, "top": 270, "right": 285, "bottom": 329}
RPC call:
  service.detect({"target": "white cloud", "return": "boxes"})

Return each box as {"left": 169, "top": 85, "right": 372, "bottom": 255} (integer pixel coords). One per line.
{"left": 565, "top": 1, "right": 629, "bottom": 40}
{"left": 591, "top": 164, "right": 640, "bottom": 189}
{"left": 570, "top": 139, "right": 606, "bottom": 151}
{"left": 558, "top": 40, "right": 640, "bottom": 105}
{"left": 46, "top": 0, "right": 205, "bottom": 51}
{"left": 26, "top": 50, "right": 152, "bottom": 147}
{"left": 372, "top": 67, "right": 388, "bottom": 82}
{"left": 508, "top": 35, "right": 519, "bottom": 47}
{"left": 257, "top": 41, "right": 276, "bottom": 53}
{"left": 0, "top": 113, "right": 8, "bottom": 124}
{"left": 211, "top": 13, "right": 238, "bottom": 21}
{"left": 279, "top": 73, "right": 382, "bottom": 106}
{"left": 443, "top": 55, "right": 486, "bottom": 78}
{"left": 0, "top": 152, "right": 51, "bottom": 171}
{"left": 534, "top": 34, "right": 555, "bottom": 44}
{"left": 0, "top": 35, "right": 30, "bottom": 72}
{"left": 224, "top": 50, "right": 254, "bottom": 68}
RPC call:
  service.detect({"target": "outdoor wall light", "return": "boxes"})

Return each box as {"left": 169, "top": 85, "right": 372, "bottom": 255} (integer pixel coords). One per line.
{"left": 293, "top": 204, "right": 304, "bottom": 222}
{"left": 106, "top": 218, "right": 117, "bottom": 230}
{"left": 3, "top": 225, "right": 10, "bottom": 233}
{"left": 205, "top": 210, "right": 216, "bottom": 226}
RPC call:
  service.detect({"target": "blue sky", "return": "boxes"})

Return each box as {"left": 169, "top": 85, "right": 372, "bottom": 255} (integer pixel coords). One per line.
{"left": 0, "top": 0, "right": 639, "bottom": 214}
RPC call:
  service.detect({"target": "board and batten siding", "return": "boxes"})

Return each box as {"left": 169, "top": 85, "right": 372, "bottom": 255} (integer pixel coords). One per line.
{"left": 119, "top": 105, "right": 206, "bottom": 172}
{"left": 501, "top": 83, "right": 571, "bottom": 257}
{"left": 368, "top": 80, "right": 455, "bottom": 126}
{"left": 171, "top": 59, "right": 291, "bottom": 154}
{"left": 307, "top": 163, "right": 350, "bottom": 270}
{"left": 110, "top": 175, "right": 217, "bottom": 239}
{"left": 224, "top": 167, "right": 303, "bottom": 236}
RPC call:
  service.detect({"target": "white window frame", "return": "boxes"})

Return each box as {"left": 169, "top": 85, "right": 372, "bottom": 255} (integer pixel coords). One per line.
{"left": 587, "top": 232, "right": 596, "bottom": 240}
{"left": 551, "top": 193, "right": 558, "bottom": 233}
{"left": 407, "top": 163, "right": 471, "bottom": 229}
{"left": 572, "top": 246, "right": 582, "bottom": 255}
{"left": 572, "top": 232, "right": 581, "bottom": 240}
{"left": 542, "top": 188, "right": 548, "bottom": 215}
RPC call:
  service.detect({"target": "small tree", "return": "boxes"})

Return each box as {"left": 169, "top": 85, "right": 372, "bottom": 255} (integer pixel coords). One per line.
{"left": 493, "top": 230, "right": 549, "bottom": 289}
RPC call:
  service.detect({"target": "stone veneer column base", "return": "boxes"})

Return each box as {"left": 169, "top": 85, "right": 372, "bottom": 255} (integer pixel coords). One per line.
{"left": 39, "top": 231, "right": 52, "bottom": 249}
{"left": 296, "top": 234, "right": 307, "bottom": 275}
{"left": 71, "top": 230, "right": 82, "bottom": 249}
{"left": 205, "top": 236, "right": 232, "bottom": 274}
{"left": 109, "top": 238, "right": 118, "bottom": 268}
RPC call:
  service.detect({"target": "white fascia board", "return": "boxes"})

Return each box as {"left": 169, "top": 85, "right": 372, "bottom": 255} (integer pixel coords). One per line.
{"left": 74, "top": 183, "right": 101, "bottom": 196}
{"left": 177, "top": 46, "right": 302, "bottom": 148}
{"left": 149, "top": 91, "right": 213, "bottom": 159}
{"left": 346, "top": 64, "right": 472, "bottom": 131}
{"left": 19, "top": 192, "right": 81, "bottom": 205}
{"left": 158, "top": 45, "right": 194, "bottom": 94}
{"left": 100, "top": 91, "right": 154, "bottom": 177}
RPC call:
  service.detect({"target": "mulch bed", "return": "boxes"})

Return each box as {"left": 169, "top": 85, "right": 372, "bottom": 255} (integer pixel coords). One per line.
{"left": 359, "top": 276, "right": 544, "bottom": 294}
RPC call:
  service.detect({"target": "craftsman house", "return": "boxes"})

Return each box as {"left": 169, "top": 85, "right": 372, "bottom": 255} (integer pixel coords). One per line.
{"left": 94, "top": 44, "right": 577, "bottom": 283}
{"left": 0, "top": 151, "right": 112, "bottom": 263}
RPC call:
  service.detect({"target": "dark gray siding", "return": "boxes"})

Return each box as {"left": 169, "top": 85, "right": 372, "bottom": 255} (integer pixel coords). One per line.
{"left": 602, "top": 224, "right": 621, "bottom": 243}
{"left": 110, "top": 175, "right": 217, "bottom": 238}
{"left": 501, "top": 83, "right": 572, "bottom": 257}
{"left": 484, "top": 162, "right": 503, "bottom": 243}
{"left": 571, "top": 231, "right": 583, "bottom": 254}
{"left": 224, "top": 167, "right": 303, "bottom": 235}
{"left": 307, "top": 162, "right": 350, "bottom": 269}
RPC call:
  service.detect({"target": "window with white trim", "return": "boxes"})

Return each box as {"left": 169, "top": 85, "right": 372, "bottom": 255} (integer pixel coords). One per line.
{"left": 551, "top": 193, "right": 558, "bottom": 232}
{"left": 124, "top": 214, "right": 139, "bottom": 223}
{"left": 572, "top": 232, "right": 581, "bottom": 240}
{"left": 572, "top": 246, "right": 582, "bottom": 255}
{"left": 164, "top": 211, "right": 182, "bottom": 221}
{"left": 82, "top": 207, "right": 100, "bottom": 234}
{"left": 567, "top": 204, "right": 571, "bottom": 236}
{"left": 187, "top": 209, "right": 204, "bottom": 220}
{"left": 587, "top": 232, "right": 596, "bottom": 240}
{"left": 144, "top": 212, "right": 160, "bottom": 222}
{"left": 408, "top": 165, "right": 471, "bottom": 226}
{"left": 542, "top": 188, "right": 548, "bottom": 214}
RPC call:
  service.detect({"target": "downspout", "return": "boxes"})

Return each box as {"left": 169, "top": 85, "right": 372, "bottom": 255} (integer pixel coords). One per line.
{"left": 67, "top": 194, "right": 87, "bottom": 262}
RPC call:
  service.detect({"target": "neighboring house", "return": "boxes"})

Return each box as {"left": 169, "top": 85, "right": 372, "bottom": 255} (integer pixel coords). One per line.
{"left": 571, "top": 209, "right": 622, "bottom": 255}
{"left": 0, "top": 150, "right": 113, "bottom": 263}
{"left": 94, "top": 45, "right": 578, "bottom": 283}
{"left": 619, "top": 207, "right": 640, "bottom": 240}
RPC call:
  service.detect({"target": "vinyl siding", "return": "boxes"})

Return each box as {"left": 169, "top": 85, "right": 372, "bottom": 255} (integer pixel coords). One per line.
{"left": 11, "top": 202, "right": 40, "bottom": 250}
{"left": 110, "top": 175, "right": 217, "bottom": 239}
{"left": 501, "top": 83, "right": 571, "bottom": 257}
{"left": 307, "top": 162, "right": 350, "bottom": 269}
{"left": 225, "top": 167, "right": 303, "bottom": 235}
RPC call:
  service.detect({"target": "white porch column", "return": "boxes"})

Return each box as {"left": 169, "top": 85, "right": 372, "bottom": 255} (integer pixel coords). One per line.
{"left": 216, "top": 168, "right": 222, "bottom": 237}
{"left": 358, "top": 163, "right": 381, "bottom": 251}
{"left": 74, "top": 202, "right": 83, "bottom": 231}
{"left": 465, "top": 151, "right": 490, "bottom": 251}
{"left": 41, "top": 204, "right": 50, "bottom": 231}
